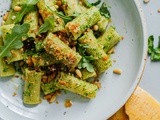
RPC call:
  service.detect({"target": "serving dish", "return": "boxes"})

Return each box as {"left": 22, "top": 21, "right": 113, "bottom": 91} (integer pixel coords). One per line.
{"left": 0, "top": 0, "right": 147, "bottom": 119}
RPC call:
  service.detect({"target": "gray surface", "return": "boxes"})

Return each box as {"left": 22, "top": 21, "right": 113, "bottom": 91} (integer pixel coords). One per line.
{"left": 140, "top": 1, "right": 160, "bottom": 102}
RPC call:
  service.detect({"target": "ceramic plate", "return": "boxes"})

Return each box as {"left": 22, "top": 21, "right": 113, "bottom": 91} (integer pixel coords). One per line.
{"left": 0, "top": 0, "right": 147, "bottom": 120}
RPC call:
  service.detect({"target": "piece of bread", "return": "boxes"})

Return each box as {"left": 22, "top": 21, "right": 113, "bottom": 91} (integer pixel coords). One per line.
{"left": 108, "top": 106, "right": 129, "bottom": 120}
{"left": 125, "top": 87, "right": 160, "bottom": 120}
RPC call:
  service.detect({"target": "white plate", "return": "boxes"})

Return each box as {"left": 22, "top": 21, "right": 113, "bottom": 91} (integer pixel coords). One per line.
{"left": 0, "top": 0, "right": 147, "bottom": 120}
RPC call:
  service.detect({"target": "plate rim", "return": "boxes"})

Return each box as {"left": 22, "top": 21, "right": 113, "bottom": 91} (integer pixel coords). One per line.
{"left": 106, "top": 0, "right": 148, "bottom": 119}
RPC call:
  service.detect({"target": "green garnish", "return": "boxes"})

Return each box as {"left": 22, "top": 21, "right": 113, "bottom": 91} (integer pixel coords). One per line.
{"left": 148, "top": 35, "right": 154, "bottom": 55}
{"left": 37, "top": 16, "right": 54, "bottom": 35}
{"left": 77, "top": 43, "right": 95, "bottom": 72}
{"left": 0, "top": 23, "right": 30, "bottom": 59}
{"left": 81, "top": 0, "right": 101, "bottom": 8}
{"left": 56, "top": 12, "right": 80, "bottom": 23}
{"left": 100, "top": 2, "right": 111, "bottom": 19}
{"left": 148, "top": 35, "right": 160, "bottom": 61}
{"left": 91, "top": 0, "right": 101, "bottom": 6}
{"left": 15, "top": 0, "right": 40, "bottom": 23}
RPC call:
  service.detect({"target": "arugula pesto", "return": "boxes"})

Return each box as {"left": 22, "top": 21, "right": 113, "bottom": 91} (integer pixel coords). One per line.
{"left": 0, "top": 0, "right": 121, "bottom": 104}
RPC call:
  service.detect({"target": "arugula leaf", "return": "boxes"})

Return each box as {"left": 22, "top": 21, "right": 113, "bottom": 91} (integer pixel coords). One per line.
{"left": 0, "top": 23, "right": 30, "bottom": 59}
{"left": 148, "top": 35, "right": 160, "bottom": 61}
{"left": 91, "top": 0, "right": 101, "bottom": 6}
{"left": 148, "top": 35, "right": 154, "bottom": 55}
{"left": 81, "top": 0, "right": 101, "bottom": 8}
{"left": 78, "top": 57, "right": 95, "bottom": 72}
{"left": 37, "top": 16, "right": 55, "bottom": 35}
{"left": 150, "top": 47, "right": 160, "bottom": 61}
{"left": 158, "top": 36, "right": 160, "bottom": 48}
{"left": 77, "top": 43, "right": 95, "bottom": 72}
{"left": 56, "top": 12, "right": 80, "bottom": 23}
{"left": 151, "top": 51, "right": 160, "bottom": 61}
{"left": 15, "top": 0, "right": 40, "bottom": 23}
{"left": 100, "top": 2, "right": 111, "bottom": 19}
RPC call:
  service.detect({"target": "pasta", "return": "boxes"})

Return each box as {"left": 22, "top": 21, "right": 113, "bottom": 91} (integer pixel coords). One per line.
{"left": 0, "top": 0, "right": 121, "bottom": 104}
{"left": 98, "top": 26, "right": 121, "bottom": 53}
{"left": 78, "top": 30, "right": 112, "bottom": 74}
{"left": 37, "top": 0, "right": 65, "bottom": 32}
{"left": 81, "top": 69, "right": 97, "bottom": 80}
{"left": 66, "top": 6, "right": 101, "bottom": 40}
{"left": 23, "top": 11, "right": 39, "bottom": 38}
{"left": 97, "top": 16, "right": 109, "bottom": 33}
{"left": 5, "top": 0, "right": 27, "bottom": 25}
{"left": 56, "top": 72, "right": 98, "bottom": 99}
{"left": 44, "top": 33, "right": 82, "bottom": 69}
{"left": 23, "top": 69, "right": 43, "bottom": 104}
{"left": 41, "top": 80, "right": 58, "bottom": 95}
{"left": 62, "top": 0, "right": 82, "bottom": 16}
{"left": 30, "top": 53, "right": 57, "bottom": 67}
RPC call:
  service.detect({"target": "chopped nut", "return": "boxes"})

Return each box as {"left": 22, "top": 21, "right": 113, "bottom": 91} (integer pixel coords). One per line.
{"left": 59, "top": 80, "right": 67, "bottom": 85}
{"left": 86, "top": 28, "right": 90, "bottom": 32}
{"left": 12, "top": 92, "right": 17, "bottom": 97}
{"left": 38, "top": 18, "right": 43, "bottom": 25}
{"left": 42, "top": 76, "right": 48, "bottom": 83}
{"left": 56, "top": 90, "right": 62, "bottom": 96}
{"left": 121, "top": 36, "right": 124, "bottom": 40}
{"left": 54, "top": 5, "right": 59, "bottom": 9}
{"left": 56, "top": 0, "right": 62, "bottom": 6}
{"left": 3, "top": 12, "right": 9, "bottom": 21}
{"left": 108, "top": 48, "right": 115, "bottom": 54}
{"left": 113, "top": 69, "right": 122, "bottom": 75}
{"left": 75, "top": 69, "right": 82, "bottom": 78}
{"left": 113, "top": 60, "right": 117, "bottom": 63}
{"left": 103, "top": 56, "right": 109, "bottom": 61}
{"left": 93, "top": 25, "right": 99, "bottom": 31}
{"left": 14, "top": 6, "right": 22, "bottom": 12}
{"left": 49, "top": 95, "right": 56, "bottom": 103}
{"left": 26, "top": 58, "right": 33, "bottom": 66}
{"left": 65, "top": 100, "right": 72, "bottom": 108}
{"left": 44, "top": 94, "right": 52, "bottom": 100}
{"left": 72, "top": 47, "right": 76, "bottom": 51}
{"left": 51, "top": 73, "right": 56, "bottom": 79}
{"left": 94, "top": 82, "right": 101, "bottom": 89}
{"left": 143, "top": 0, "right": 150, "bottom": 4}
{"left": 39, "top": 10, "right": 43, "bottom": 14}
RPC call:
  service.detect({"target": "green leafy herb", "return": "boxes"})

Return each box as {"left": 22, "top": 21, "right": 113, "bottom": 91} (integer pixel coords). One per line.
{"left": 148, "top": 35, "right": 160, "bottom": 61}
{"left": 56, "top": 12, "right": 80, "bottom": 23}
{"left": 78, "top": 57, "right": 95, "bottom": 72}
{"left": 81, "top": 0, "right": 101, "bottom": 8}
{"left": 0, "top": 23, "right": 30, "bottom": 59}
{"left": 77, "top": 43, "right": 95, "bottom": 72}
{"left": 100, "top": 2, "right": 111, "bottom": 19}
{"left": 148, "top": 35, "right": 154, "bottom": 55}
{"left": 37, "top": 16, "right": 55, "bottom": 35}
{"left": 91, "top": 0, "right": 101, "bottom": 6}
{"left": 158, "top": 36, "right": 160, "bottom": 48}
{"left": 151, "top": 49, "right": 160, "bottom": 61}
{"left": 15, "top": 0, "right": 40, "bottom": 23}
